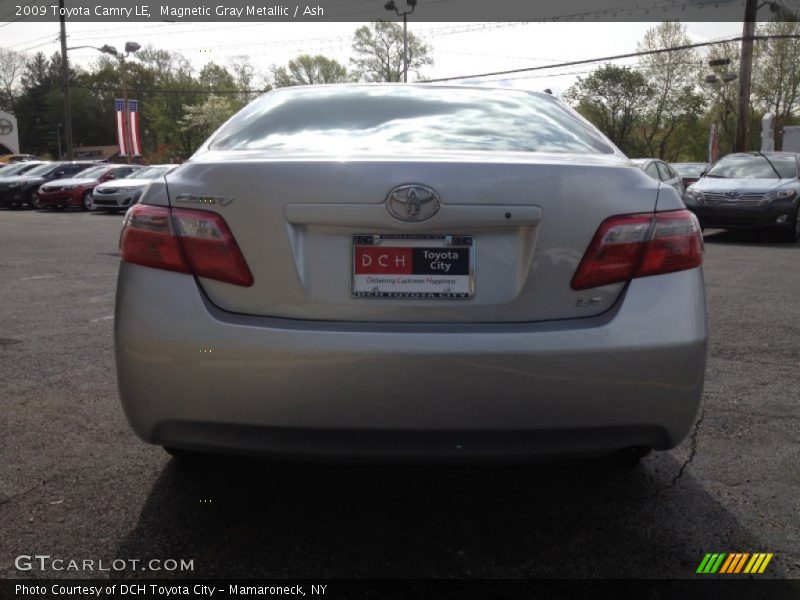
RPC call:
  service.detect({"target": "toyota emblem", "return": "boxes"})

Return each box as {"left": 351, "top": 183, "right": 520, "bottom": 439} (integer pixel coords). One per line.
{"left": 386, "top": 184, "right": 440, "bottom": 222}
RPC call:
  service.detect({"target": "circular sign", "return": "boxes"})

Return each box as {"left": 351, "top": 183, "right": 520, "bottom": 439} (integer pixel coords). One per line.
{"left": 0, "top": 118, "right": 13, "bottom": 136}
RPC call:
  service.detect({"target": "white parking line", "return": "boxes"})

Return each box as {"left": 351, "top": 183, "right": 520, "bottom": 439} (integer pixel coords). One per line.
{"left": 20, "top": 275, "right": 56, "bottom": 280}
{"left": 90, "top": 315, "right": 114, "bottom": 323}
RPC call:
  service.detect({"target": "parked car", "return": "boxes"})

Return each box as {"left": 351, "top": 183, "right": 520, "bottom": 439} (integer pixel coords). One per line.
{"left": 631, "top": 158, "right": 685, "bottom": 197}
{"left": 0, "top": 153, "right": 41, "bottom": 164}
{"left": 92, "top": 164, "right": 178, "bottom": 213}
{"left": 685, "top": 151, "right": 800, "bottom": 242}
{"left": 116, "top": 84, "right": 706, "bottom": 464}
{"left": 0, "top": 161, "right": 96, "bottom": 209}
{"left": 671, "top": 162, "right": 708, "bottom": 188}
{"left": 37, "top": 164, "right": 143, "bottom": 211}
{"left": 0, "top": 161, "right": 49, "bottom": 178}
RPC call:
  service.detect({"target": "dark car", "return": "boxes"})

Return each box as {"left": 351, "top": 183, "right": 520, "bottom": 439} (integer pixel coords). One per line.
{"left": 0, "top": 161, "right": 97, "bottom": 209}
{"left": 37, "top": 164, "right": 143, "bottom": 211}
{"left": 685, "top": 152, "right": 800, "bottom": 242}
{"left": 671, "top": 162, "right": 708, "bottom": 188}
{"left": 0, "top": 161, "right": 49, "bottom": 178}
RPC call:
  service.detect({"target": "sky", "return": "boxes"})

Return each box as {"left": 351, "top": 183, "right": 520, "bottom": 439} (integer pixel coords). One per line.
{"left": 2, "top": 20, "right": 744, "bottom": 95}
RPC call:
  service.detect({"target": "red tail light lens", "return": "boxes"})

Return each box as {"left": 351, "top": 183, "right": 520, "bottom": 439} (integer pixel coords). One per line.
{"left": 571, "top": 209, "right": 703, "bottom": 290}
{"left": 121, "top": 204, "right": 253, "bottom": 287}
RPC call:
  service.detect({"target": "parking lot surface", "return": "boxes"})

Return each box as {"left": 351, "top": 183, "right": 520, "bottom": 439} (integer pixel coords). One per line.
{"left": 0, "top": 210, "right": 798, "bottom": 580}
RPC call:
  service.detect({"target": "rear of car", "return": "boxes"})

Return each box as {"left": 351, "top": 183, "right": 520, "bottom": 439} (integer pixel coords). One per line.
{"left": 685, "top": 152, "right": 800, "bottom": 242}
{"left": 672, "top": 162, "right": 707, "bottom": 188}
{"left": 116, "top": 85, "right": 707, "bottom": 461}
{"left": 93, "top": 165, "right": 176, "bottom": 212}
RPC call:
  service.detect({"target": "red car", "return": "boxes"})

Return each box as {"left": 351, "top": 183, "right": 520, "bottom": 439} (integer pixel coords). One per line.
{"left": 36, "top": 164, "right": 142, "bottom": 210}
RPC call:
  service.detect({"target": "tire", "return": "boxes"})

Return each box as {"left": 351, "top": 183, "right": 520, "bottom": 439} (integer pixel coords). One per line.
{"left": 612, "top": 446, "right": 652, "bottom": 468}
{"left": 27, "top": 191, "right": 39, "bottom": 209}
{"left": 81, "top": 191, "right": 94, "bottom": 211}
{"left": 164, "top": 446, "right": 208, "bottom": 461}
{"left": 783, "top": 208, "right": 800, "bottom": 243}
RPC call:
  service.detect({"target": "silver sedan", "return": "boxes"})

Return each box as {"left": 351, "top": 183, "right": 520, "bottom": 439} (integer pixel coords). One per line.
{"left": 92, "top": 164, "right": 177, "bottom": 212}
{"left": 115, "top": 85, "right": 707, "bottom": 463}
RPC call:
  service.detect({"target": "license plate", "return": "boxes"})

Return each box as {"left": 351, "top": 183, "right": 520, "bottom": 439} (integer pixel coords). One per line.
{"left": 352, "top": 235, "right": 474, "bottom": 299}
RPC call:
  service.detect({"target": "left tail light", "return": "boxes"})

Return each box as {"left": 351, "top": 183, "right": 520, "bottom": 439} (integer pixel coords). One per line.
{"left": 120, "top": 204, "right": 253, "bottom": 287}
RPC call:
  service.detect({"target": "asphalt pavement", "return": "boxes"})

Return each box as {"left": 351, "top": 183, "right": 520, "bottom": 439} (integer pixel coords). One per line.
{"left": 0, "top": 209, "right": 798, "bottom": 581}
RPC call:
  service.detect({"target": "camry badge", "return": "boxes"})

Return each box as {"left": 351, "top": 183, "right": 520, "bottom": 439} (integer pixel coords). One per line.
{"left": 175, "top": 193, "right": 235, "bottom": 206}
{"left": 386, "top": 184, "right": 440, "bottom": 222}
{"left": 725, "top": 191, "right": 740, "bottom": 199}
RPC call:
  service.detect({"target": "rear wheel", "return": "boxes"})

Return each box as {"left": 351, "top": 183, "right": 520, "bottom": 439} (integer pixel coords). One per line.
{"left": 28, "top": 191, "right": 39, "bottom": 209}
{"left": 613, "top": 446, "right": 652, "bottom": 468}
{"left": 164, "top": 446, "right": 208, "bottom": 461}
{"left": 81, "top": 191, "right": 94, "bottom": 211}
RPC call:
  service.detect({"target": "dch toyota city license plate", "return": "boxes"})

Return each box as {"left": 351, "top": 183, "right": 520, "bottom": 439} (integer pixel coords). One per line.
{"left": 352, "top": 234, "right": 474, "bottom": 299}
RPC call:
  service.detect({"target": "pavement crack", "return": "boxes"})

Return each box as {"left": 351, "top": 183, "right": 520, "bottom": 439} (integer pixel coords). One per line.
{"left": 659, "top": 406, "right": 706, "bottom": 494}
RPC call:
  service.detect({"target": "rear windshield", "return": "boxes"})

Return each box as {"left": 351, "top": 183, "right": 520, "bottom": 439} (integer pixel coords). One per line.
{"left": 706, "top": 154, "right": 797, "bottom": 179}
{"left": 208, "top": 86, "right": 617, "bottom": 155}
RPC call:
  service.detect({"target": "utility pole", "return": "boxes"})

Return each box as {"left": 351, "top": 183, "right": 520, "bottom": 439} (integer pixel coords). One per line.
{"left": 58, "top": 0, "right": 73, "bottom": 160}
{"left": 734, "top": 0, "right": 758, "bottom": 153}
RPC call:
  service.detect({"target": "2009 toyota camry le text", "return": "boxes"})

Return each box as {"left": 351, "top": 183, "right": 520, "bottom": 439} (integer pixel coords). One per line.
{"left": 115, "top": 84, "right": 707, "bottom": 464}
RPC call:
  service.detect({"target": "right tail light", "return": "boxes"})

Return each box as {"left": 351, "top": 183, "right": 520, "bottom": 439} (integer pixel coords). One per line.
{"left": 571, "top": 209, "right": 703, "bottom": 290}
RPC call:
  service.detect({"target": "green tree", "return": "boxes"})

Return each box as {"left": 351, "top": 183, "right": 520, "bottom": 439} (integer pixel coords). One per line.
{"left": 351, "top": 20, "right": 432, "bottom": 82}
{"left": 637, "top": 21, "right": 706, "bottom": 159}
{"left": 179, "top": 94, "right": 238, "bottom": 141}
{"left": 198, "top": 62, "right": 237, "bottom": 91}
{"left": 0, "top": 47, "right": 25, "bottom": 112}
{"left": 273, "top": 54, "right": 351, "bottom": 87}
{"left": 564, "top": 64, "right": 653, "bottom": 156}
{"left": 752, "top": 19, "right": 800, "bottom": 150}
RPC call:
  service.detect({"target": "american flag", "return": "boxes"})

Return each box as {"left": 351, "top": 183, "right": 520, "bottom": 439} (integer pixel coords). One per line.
{"left": 115, "top": 99, "right": 142, "bottom": 157}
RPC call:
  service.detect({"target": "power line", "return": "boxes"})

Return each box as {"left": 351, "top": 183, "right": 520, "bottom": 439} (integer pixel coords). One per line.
{"left": 424, "top": 34, "right": 800, "bottom": 83}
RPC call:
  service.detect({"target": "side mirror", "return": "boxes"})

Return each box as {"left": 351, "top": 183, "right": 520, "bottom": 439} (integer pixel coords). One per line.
{"left": 54, "top": 170, "right": 65, "bottom": 177}
{"left": 105, "top": 174, "right": 116, "bottom": 180}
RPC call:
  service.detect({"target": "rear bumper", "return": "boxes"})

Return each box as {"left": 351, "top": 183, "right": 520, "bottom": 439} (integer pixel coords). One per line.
{"left": 688, "top": 200, "right": 796, "bottom": 229}
{"left": 115, "top": 264, "right": 708, "bottom": 460}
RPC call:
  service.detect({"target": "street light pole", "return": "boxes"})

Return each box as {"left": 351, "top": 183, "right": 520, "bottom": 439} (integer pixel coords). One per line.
{"left": 58, "top": 0, "right": 73, "bottom": 160}
{"left": 403, "top": 12, "right": 408, "bottom": 83}
{"left": 734, "top": 0, "right": 782, "bottom": 152}
{"left": 384, "top": 0, "right": 417, "bottom": 83}
{"left": 734, "top": 0, "right": 758, "bottom": 153}
{"left": 67, "top": 42, "right": 139, "bottom": 164}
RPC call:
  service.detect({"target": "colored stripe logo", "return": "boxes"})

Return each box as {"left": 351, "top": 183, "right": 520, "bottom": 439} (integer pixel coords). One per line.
{"left": 696, "top": 553, "right": 773, "bottom": 574}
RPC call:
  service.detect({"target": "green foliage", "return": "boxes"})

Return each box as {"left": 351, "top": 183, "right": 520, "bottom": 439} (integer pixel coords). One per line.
{"left": 273, "top": 54, "right": 351, "bottom": 87}
{"left": 351, "top": 20, "right": 432, "bottom": 82}
{"left": 4, "top": 46, "right": 257, "bottom": 160}
{"left": 752, "top": 19, "right": 800, "bottom": 150}
{"left": 179, "top": 95, "right": 239, "bottom": 140}
{"left": 564, "top": 64, "right": 654, "bottom": 156}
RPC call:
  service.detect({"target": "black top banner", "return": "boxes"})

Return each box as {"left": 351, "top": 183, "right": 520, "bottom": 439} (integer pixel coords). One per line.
{"left": 2, "top": 0, "right": 795, "bottom": 23}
